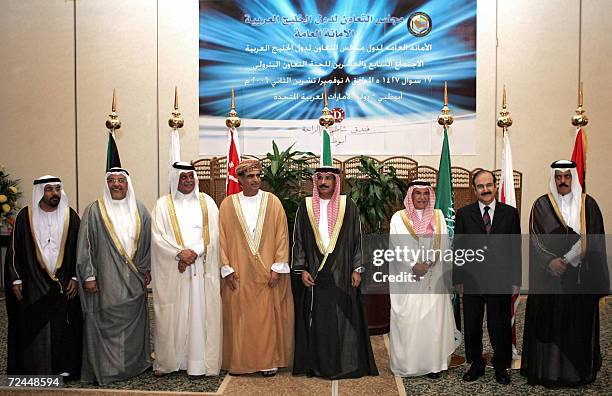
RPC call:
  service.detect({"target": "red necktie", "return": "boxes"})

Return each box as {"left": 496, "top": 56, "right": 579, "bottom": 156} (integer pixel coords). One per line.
{"left": 483, "top": 206, "right": 492, "bottom": 234}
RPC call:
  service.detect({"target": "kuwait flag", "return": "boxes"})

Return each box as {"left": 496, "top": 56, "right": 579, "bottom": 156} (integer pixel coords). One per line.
{"left": 571, "top": 127, "right": 587, "bottom": 192}
{"left": 226, "top": 127, "right": 242, "bottom": 195}
{"left": 106, "top": 131, "right": 121, "bottom": 172}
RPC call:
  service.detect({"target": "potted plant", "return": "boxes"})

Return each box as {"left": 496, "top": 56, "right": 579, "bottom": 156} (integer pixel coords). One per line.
{"left": 260, "top": 141, "right": 314, "bottom": 235}
{"left": 0, "top": 164, "right": 22, "bottom": 235}
{"left": 347, "top": 156, "right": 405, "bottom": 234}
{"left": 346, "top": 156, "right": 406, "bottom": 335}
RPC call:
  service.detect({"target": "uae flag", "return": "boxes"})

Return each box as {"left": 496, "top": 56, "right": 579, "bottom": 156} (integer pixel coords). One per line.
{"left": 106, "top": 131, "right": 121, "bottom": 172}
{"left": 571, "top": 127, "right": 587, "bottom": 192}
{"left": 226, "top": 127, "right": 242, "bottom": 195}
{"left": 434, "top": 126, "right": 461, "bottom": 346}
{"left": 499, "top": 131, "right": 520, "bottom": 362}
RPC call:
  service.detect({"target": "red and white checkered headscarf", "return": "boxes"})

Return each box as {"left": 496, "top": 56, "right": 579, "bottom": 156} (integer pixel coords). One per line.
{"left": 404, "top": 181, "right": 436, "bottom": 235}
{"left": 312, "top": 170, "right": 341, "bottom": 238}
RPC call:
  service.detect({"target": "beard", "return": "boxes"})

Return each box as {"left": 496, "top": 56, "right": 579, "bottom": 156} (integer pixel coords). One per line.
{"left": 44, "top": 196, "right": 60, "bottom": 207}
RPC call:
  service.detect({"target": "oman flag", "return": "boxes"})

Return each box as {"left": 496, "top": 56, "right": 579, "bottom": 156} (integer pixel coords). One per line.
{"left": 226, "top": 127, "right": 242, "bottom": 195}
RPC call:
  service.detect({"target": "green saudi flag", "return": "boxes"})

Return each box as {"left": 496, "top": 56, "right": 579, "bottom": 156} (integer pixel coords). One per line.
{"left": 321, "top": 127, "right": 332, "bottom": 167}
{"left": 434, "top": 126, "right": 455, "bottom": 237}
{"left": 435, "top": 126, "right": 461, "bottom": 346}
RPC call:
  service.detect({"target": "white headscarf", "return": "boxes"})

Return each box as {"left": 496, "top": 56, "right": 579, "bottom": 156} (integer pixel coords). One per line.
{"left": 103, "top": 167, "right": 138, "bottom": 257}
{"left": 31, "top": 175, "right": 68, "bottom": 272}
{"left": 549, "top": 159, "right": 582, "bottom": 234}
{"left": 170, "top": 162, "right": 200, "bottom": 200}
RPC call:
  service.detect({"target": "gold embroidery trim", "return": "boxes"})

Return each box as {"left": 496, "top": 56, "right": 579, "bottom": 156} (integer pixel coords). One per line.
{"left": 547, "top": 193, "right": 568, "bottom": 228}
{"left": 232, "top": 191, "right": 269, "bottom": 270}
{"left": 434, "top": 210, "right": 442, "bottom": 251}
{"left": 199, "top": 193, "right": 211, "bottom": 248}
{"left": 98, "top": 199, "right": 141, "bottom": 274}
{"left": 399, "top": 210, "right": 417, "bottom": 239}
{"left": 166, "top": 194, "right": 185, "bottom": 247}
{"left": 546, "top": 193, "right": 587, "bottom": 255}
{"left": 399, "top": 209, "right": 442, "bottom": 252}
{"left": 305, "top": 196, "right": 347, "bottom": 273}
{"left": 305, "top": 197, "right": 325, "bottom": 254}
{"left": 166, "top": 193, "right": 210, "bottom": 255}
{"left": 27, "top": 206, "right": 70, "bottom": 291}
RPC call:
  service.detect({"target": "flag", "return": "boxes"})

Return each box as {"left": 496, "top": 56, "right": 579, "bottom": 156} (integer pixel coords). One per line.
{"left": 106, "top": 131, "right": 121, "bottom": 172}
{"left": 435, "top": 127, "right": 455, "bottom": 236}
{"left": 499, "top": 131, "right": 520, "bottom": 362}
{"left": 169, "top": 129, "right": 181, "bottom": 165}
{"left": 500, "top": 133, "right": 516, "bottom": 207}
{"left": 434, "top": 126, "right": 461, "bottom": 346}
{"left": 226, "top": 127, "right": 242, "bottom": 195}
{"left": 321, "top": 127, "right": 332, "bottom": 167}
{"left": 571, "top": 127, "right": 587, "bottom": 192}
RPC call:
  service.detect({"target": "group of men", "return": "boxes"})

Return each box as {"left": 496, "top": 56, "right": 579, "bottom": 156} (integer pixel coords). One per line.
{"left": 4, "top": 158, "right": 608, "bottom": 389}
{"left": 388, "top": 161, "right": 607, "bottom": 388}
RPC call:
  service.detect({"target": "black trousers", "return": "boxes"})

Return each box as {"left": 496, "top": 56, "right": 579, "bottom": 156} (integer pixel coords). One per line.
{"left": 463, "top": 294, "right": 512, "bottom": 369}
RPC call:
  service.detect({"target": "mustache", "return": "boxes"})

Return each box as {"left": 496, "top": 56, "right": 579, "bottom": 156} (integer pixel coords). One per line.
{"left": 481, "top": 191, "right": 492, "bottom": 196}
{"left": 559, "top": 183, "right": 569, "bottom": 188}
{"left": 318, "top": 184, "right": 330, "bottom": 188}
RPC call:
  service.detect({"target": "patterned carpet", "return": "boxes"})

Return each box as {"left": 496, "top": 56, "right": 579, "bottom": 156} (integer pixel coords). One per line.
{"left": 0, "top": 296, "right": 609, "bottom": 395}
{"left": 0, "top": 296, "right": 226, "bottom": 393}
{"left": 401, "top": 298, "right": 611, "bottom": 395}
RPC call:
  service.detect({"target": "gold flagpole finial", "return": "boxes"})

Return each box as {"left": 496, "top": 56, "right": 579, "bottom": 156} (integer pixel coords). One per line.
{"left": 111, "top": 88, "right": 117, "bottom": 112}
{"left": 437, "top": 81, "right": 453, "bottom": 126}
{"left": 106, "top": 89, "right": 121, "bottom": 131}
{"left": 174, "top": 86, "right": 179, "bottom": 110}
{"left": 169, "top": 86, "right": 184, "bottom": 129}
{"left": 497, "top": 85, "right": 513, "bottom": 129}
{"left": 319, "top": 82, "right": 335, "bottom": 127}
{"left": 572, "top": 81, "right": 588, "bottom": 127}
{"left": 444, "top": 81, "right": 448, "bottom": 106}
{"left": 226, "top": 87, "right": 241, "bottom": 128}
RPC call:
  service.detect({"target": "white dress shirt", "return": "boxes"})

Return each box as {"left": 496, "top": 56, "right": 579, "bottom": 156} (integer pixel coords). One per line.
{"left": 478, "top": 199, "right": 496, "bottom": 224}
{"left": 559, "top": 192, "right": 581, "bottom": 267}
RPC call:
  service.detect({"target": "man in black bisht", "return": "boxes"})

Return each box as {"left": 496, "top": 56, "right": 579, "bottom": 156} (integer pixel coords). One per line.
{"left": 521, "top": 160, "right": 609, "bottom": 387}
{"left": 291, "top": 166, "right": 378, "bottom": 379}
{"left": 4, "top": 175, "right": 82, "bottom": 379}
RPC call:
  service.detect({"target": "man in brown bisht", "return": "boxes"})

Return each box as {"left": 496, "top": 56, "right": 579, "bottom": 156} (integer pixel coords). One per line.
{"left": 218, "top": 159, "right": 293, "bottom": 376}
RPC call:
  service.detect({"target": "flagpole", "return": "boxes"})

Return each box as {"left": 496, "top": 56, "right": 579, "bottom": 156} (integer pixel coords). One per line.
{"left": 105, "top": 89, "right": 122, "bottom": 171}
{"left": 319, "top": 82, "right": 335, "bottom": 168}
{"left": 168, "top": 86, "right": 184, "bottom": 165}
{"left": 106, "top": 88, "right": 122, "bottom": 132}
{"left": 571, "top": 81, "right": 588, "bottom": 192}
{"left": 497, "top": 85, "right": 522, "bottom": 369}
{"left": 225, "top": 88, "right": 242, "bottom": 195}
{"left": 436, "top": 82, "right": 465, "bottom": 368}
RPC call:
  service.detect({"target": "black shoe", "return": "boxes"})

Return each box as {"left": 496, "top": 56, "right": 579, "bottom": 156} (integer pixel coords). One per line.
{"left": 494, "top": 368, "right": 510, "bottom": 385}
{"left": 426, "top": 372, "right": 441, "bottom": 379}
{"left": 261, "top": 369, "right": 278, "bottom": 377}
{"left": 462, "top": 362, "right": 485, "bottom": 382}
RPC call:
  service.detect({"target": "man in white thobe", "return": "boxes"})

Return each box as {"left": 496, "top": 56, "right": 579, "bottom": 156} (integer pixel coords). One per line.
{"left": 388, "top": 180, "right": 456, "bottom": 378}
{"left": 151, "top": 162, "right": 221, "bottom": 376}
